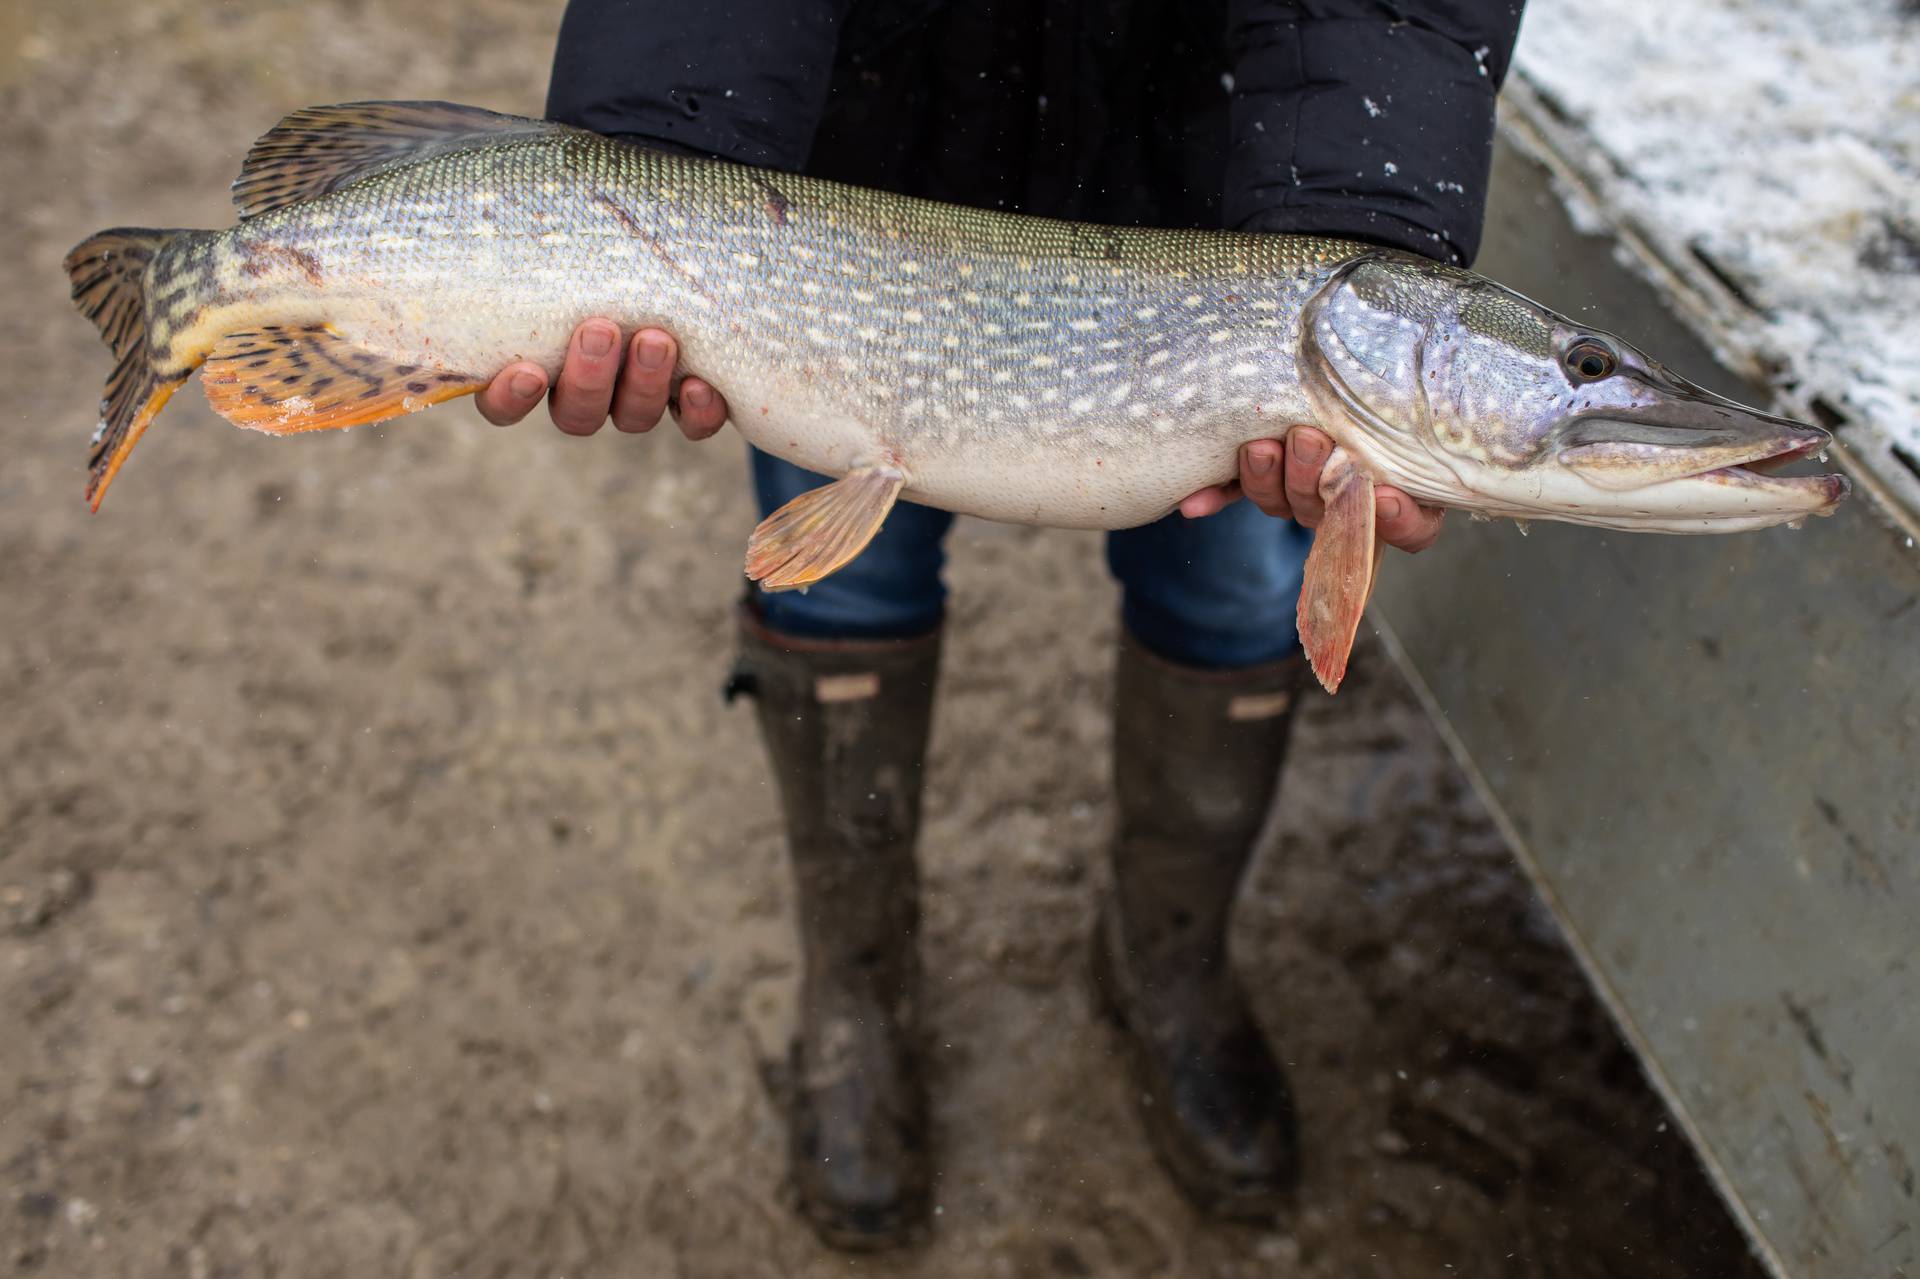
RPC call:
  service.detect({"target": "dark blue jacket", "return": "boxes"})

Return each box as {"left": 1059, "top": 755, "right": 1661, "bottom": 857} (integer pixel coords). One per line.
{"left": 547, "top": 0, "right": 1525, "bottom": 265}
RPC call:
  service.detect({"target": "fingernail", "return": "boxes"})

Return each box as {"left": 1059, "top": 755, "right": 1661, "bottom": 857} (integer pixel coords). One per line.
{"left": 581, "top": 325, "right": 616, "bottom": 358}
{"left": 1379, "top": 495, "right": 1404, "bottom": 520}
{"left": 685, "top": 383, "right": 713, "bottom": 408}
{"left": 636, "top": 333, "right": 669, "bottom": 369}
{"left": 509, "top": 372, "right": 543, "bottom": 399}
{"left": 1248, "top": 446, "right": 1276, "bottom": 477}
{"left": 1294, "top": 434, "right": 1326, "bottom": 463}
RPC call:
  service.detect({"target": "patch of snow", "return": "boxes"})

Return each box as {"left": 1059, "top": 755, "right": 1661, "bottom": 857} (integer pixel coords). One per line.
{"left": 1513, "top": 0, "right": 1920, "bottom": 455}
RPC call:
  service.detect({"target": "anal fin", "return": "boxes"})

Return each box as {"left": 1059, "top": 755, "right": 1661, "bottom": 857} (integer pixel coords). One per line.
{"left": 746, "top": 465, "right": 906, "bottom": 591}
{"left": 1296, "top": 447, "right": 1382, "bottom": 694}
{"left": 202, "top": 325, "right": 485, "bottom": 434}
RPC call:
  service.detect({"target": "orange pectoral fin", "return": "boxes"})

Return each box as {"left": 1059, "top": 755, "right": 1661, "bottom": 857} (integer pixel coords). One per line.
{"left": 201, "top": 325, "right": 484, "bottom": 434}
{"left": 1296, "top": 447, "right": 1380, "bottom": 694}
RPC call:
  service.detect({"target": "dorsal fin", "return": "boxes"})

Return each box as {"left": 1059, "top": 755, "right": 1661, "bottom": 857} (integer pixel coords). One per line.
{"left": 232, "top": 100, "right": 580, "bottom": 218}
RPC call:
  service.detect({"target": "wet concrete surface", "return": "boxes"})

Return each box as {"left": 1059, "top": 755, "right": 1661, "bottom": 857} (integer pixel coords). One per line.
{"left": 1, "top": 5, "right": 1766, "bottom": 1275}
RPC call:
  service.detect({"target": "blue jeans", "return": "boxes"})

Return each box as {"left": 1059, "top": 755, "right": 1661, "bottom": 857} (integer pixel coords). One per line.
{"left": 749, "top": 449, "right": 1313, "bottom": 670}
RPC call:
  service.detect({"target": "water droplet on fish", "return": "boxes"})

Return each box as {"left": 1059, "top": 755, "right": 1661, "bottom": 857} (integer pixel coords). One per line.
{"left": 1514, "top": 519, "right": 1531, "bottom": 537}
{"left": 1787, "top": 518, "right": 1806, "bottom": 530}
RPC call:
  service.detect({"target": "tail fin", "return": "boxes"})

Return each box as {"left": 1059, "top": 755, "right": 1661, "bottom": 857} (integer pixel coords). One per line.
{"left": 64, "top": 227, "right": 194, "bottom": 510}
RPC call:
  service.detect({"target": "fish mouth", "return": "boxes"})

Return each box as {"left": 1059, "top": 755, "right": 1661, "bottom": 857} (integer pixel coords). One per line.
{"left": 1691, "top": 433, "right": 1850, "bottom": 510}
{"left": 1557, "top": 386, "right": 1850, "bottom": 517}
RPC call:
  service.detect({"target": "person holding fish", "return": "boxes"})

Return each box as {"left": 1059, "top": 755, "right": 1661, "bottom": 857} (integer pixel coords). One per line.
{"left": 72, "top": 0, "right": 1834, "bottom": 1253}
{"left": 468, "top": 0, "right": 1519, "bottom": 1250}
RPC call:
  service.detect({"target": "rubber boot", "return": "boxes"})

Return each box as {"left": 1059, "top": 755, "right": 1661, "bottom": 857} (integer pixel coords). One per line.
{"left": 730, "top": 604, "right": 938, "bottom": 1250}
{"left": 1092, "top": 627, "right": 1306, "bottom": 1217}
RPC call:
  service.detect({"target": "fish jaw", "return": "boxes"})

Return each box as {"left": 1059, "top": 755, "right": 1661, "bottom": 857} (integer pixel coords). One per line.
{"left": 1544, "top": 397, "right": 1849, "bottom": 529}
{"left": 1445, "top": 441, "right": 1850, "bottom": 533}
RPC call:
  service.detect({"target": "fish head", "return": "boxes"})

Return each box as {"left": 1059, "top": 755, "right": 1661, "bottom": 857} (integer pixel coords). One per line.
{"left": 1298, "top": 254, "right": 1849, "bottom": 532}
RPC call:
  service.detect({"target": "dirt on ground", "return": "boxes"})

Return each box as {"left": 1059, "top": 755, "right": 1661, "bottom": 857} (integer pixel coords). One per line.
{"left": 2, "top": 5, "right": 1767, "bottom": 1277}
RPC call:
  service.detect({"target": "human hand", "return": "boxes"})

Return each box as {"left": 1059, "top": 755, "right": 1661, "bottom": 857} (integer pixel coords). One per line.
{"left": 1178, "top": 426, "right": 1445, "bottom": 553}
{"left": 475, "top": 319, "right": 730, "bottom": 439}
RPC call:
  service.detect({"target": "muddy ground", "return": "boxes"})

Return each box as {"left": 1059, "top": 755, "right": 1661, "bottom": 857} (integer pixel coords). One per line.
{"left": 1, "top": 5, "right": 1765, "bottom": 1277}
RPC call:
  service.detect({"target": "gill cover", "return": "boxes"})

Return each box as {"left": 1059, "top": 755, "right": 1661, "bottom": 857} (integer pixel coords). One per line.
{"left": 1298, "top": 256, "right": 1464, "bottom": 496}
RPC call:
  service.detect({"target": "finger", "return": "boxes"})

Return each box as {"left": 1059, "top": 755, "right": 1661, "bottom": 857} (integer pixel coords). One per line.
{"left": 476, "top": 363, "right": 549, "bottom": 426}
{"left": 1283, "top": 426, "right": 1332, "bottom": 527}
{"left": 674, "top": 377, "right": 729, "bottom": 440}
{"left": 611, "top": 329, "right": 676, "bottom": 434}
{"left": 1376, "top": 486, "right": 1447, "bottom": 553}
{"left": 549, "top": 319, "right": 623, "bottom": 436}
{"left": 1239, "top": 439, "right": 1290, "bottom": 517}
{"left": 1179, "top": 481, "right": 1241, "bottom": 519}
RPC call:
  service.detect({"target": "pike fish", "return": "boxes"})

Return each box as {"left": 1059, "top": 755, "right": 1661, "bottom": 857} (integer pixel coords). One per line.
{"left": 65, "top": 101, "right": 1849, "bottom": 690}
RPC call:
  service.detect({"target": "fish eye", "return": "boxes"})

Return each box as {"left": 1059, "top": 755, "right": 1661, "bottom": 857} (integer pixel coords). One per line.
{"left": 1564, "top": 338, "right": 1618, "bottom": 382}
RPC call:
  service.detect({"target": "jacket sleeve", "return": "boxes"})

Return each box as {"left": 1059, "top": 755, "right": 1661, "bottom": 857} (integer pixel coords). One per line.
{"left": 545, "top": 0, "right": 851, "bottom": 169}
{"left": 1224, "top": 0, "right": 1527, "bottom": 265}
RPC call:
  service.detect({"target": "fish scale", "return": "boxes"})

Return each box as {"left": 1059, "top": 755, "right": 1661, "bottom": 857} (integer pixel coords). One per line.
{"left": 63, "top": 99, "right": 1847, "bottom": 692}
{"left": 204, "top": 130, "right": 1355, "bottom": 528}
